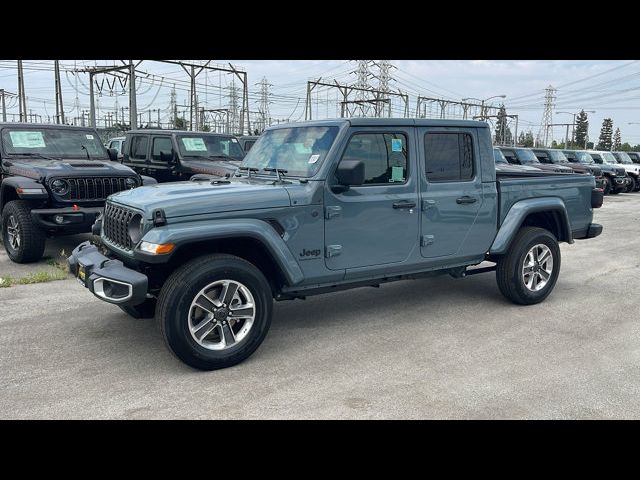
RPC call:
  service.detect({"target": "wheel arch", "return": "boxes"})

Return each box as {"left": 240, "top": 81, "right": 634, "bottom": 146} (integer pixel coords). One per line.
{"left": 490, "top": 198, "right": 571, "bottom": 255}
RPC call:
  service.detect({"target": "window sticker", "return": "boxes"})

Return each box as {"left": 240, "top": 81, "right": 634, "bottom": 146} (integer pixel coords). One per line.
{"left": 231, "top": 138, "right": 238, "bottom": 143}
{"left": 9, "top": 131, "right": 46, "bottom": 148}
{"left": 308, "top": 154, "right": 320, "bottom": 164}
{"left": 85, "top": 134, "right": 94, "bottom": 140}
{"left": 391, "top": 138, "right": 403, "bottom": 152}
{"left": 181, "top": 137, "right": 207, "bottom": 151}
{"left": 391, "top": 166, "right": 405, "bottom": 182}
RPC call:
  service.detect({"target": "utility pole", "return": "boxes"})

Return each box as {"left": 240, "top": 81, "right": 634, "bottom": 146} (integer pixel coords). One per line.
{"left": 17, "top": 60, "right": 27, "bottom": 122}
{"left": 89, "top": 71, "right": 96, "bottom": 127}
{"left": 548, "top": 123, "right": 575, "bottom": 148}
{"left": 129, "top": 60, "right": 137, "bottom": 129}
{"left": 54, "top": 60, "right": 65, "bottom": 124}
{"left": 0, "top": 89, "right": 7, "bottom": 122}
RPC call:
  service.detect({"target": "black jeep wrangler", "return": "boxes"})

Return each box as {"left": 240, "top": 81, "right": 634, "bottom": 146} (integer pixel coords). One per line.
{"left": 0, "top": 123, "right": 154, "bottom": 263}
{"left": 120, "top": 129, "right": 245, "bottom": 183}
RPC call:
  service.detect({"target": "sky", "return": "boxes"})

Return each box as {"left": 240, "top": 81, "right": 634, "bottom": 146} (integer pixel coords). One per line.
{"left": 1, "top": 60, "right": 639, "bottom": 145}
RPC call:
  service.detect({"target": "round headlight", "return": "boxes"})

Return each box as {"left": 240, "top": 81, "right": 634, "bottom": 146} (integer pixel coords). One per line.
{"left": 127, "top": 214, "right": 144, "bottom": 245}
{"left": 125, "top": 178, "right": 137, "bottom": 189}
{"left": 50, "top": 179, "right": 69, "bottom": 195}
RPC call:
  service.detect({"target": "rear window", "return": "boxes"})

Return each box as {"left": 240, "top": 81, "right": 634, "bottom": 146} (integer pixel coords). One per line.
{"left": 424, "top": 133, "right": 474, "bottom": 182}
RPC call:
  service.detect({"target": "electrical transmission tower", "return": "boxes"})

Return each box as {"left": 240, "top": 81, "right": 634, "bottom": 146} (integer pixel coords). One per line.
{"left": 256, "top": 77, "right": 272, "bottom": 133}
{"left": 169, "top": 84, "right": 177, "bottom": 129}
{"left": 228, "top": 79, "right": 240, "bottom": 134}
{"left": 537, "top": 85, "right": 556, "bottom": 147}
{"left": 351, "top": 60, "right": 375, "bottom": 117}
{"left": 371, "top": 60, "right": 396, "bottom": 117}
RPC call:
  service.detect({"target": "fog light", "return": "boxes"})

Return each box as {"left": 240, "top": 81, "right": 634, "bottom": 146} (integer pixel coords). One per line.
{"left": 55, "top": 215, "right": 64, "bottom": 224}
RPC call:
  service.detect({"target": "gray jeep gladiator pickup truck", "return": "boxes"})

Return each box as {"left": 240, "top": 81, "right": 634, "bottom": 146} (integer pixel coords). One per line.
{"left": 68, "top": 119, "right": 603, "bottom": 370}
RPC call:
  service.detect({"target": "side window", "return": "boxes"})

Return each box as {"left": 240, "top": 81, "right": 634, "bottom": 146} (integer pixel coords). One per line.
{"left": 501, "top": 150, "right": 517, "bottom": 164}
{"left": 131, "top": 136, "right": 148, "bottom": 160}
{"left": 424, "top": 133, "right": 474, "bottom": 182}
{"left": 341, "top": 132, "right": 408, "bottom": 185}
{"left": 535, "top": 152, "right": 551, "bottom": 163}
{"left": 244, "top": 140, "right": 255, "bottom": 152}
{"left": 152, "top": 137, "right": 173, "bottom": 161}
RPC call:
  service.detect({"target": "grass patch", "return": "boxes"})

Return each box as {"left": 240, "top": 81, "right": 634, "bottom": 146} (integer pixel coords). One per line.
{"left": 0, "top": 269, "right": 69, "bottom": 288}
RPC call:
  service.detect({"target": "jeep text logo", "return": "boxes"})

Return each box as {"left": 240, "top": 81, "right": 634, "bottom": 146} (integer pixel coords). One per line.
{"left": 300, "top": 248, "right": 321, "bottom": 258}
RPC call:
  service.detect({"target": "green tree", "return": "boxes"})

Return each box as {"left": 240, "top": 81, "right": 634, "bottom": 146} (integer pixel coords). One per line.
{"left": 521, "top": 130, "right": 535, "bottom": 147}
{"left": 518, "top": 131, "right": 526, "bottom": 146}
{"left": 551, "top": 140, "right": 559, "bottom": 148}
{"left": 586, "top": 141, "right": 595, "bottom": 149}
{"left": 620, "top": 142, "right": 633, "bottom": 152}
{"left": 574, "top": 110, "right": 589, "bottom": 149}
{"left": 494, "top": 105, "right": 512, "bottom": 145}
{"left": 596, "top": 118, "right": 613, "bottom": 151}
{"left": 175, "top": 117, "right": 187, "bottom": 129}
{"left": 201, "top": 124, "right": 211, "bottom": 132}
{"left": 613, "top": 128, "right": 622, "bottom": 150}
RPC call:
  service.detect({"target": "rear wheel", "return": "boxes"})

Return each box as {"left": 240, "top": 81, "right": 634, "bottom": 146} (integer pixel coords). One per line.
{"left": 1, "top": 200, "right": 46, "bottom": 263}
{"left": 496, "top": 227, "right": 561, "bottom": 305}
{"left": 156, "top": 254, "right": 273, "bottom": 370}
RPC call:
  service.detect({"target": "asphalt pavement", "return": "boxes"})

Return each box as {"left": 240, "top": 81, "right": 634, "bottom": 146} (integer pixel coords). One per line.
{"left": 1, "top": 194, "right": 639, "bottom": 419}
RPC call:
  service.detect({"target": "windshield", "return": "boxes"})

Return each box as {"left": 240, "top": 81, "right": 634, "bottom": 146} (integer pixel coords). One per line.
{"left": 493, "top": 148, "right": 508, "bottom": 163}
{"left": 601, "top": 152, "right": 619, "bottom": 164}
{"left": 549, "top": 150, "right": 569, "bottom": 162}
{"left": 516, "top": 149, "right": 540, "bottom": 163}
{"left": 1, "top": 128, "right": 108, "bottom": 159}
{"left": 176, "top": 134, "right": 245, "bottom": 161}
{"left": 615, "top": 152, "right": 633, "bottom": 164}
{"left": 575, "top": 152, "right": 595, "bottom": 164}
{"left": 240, "top": 126, "right": 339, "bottom": 177}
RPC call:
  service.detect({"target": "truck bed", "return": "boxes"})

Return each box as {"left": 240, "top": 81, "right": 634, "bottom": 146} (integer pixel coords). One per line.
{"left": 497, "top": 173, "right": 595, "bottom": 234}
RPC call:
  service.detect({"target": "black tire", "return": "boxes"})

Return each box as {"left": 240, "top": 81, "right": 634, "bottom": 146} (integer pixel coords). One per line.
{"left": 496, "top": 227, "right": 561, "bottom": 305}
{"left": 119, "top": 298, "right": 157, "bottom": 319}
{"left": 602, "top": 177, "right": 611, "bottom": 195}
{"left": 1, "top": 200, "right": 46, "bottom": 263}
{"left": 610, "top": 188, "right": 620, "bottom": 195}
{"left": 626, "top": 176, "right": 636, "bottom": 193}
{"left": 156, "top": 254, "right": 273, "bottom": 370}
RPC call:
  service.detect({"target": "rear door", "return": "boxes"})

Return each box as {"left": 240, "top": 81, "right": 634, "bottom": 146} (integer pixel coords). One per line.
{"left": 418, "top": 128, "right": 483, "bottom": 258}
{"left": 125, "top": 135, "right": 150, "bottom": 175}
{"left": 323, "top": 127, "right": 419, "bottom": 270}
{"left": 148, "top": 136, "right": 175, "bottom": 182}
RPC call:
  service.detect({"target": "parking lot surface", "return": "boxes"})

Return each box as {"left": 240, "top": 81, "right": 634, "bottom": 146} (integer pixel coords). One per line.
{"left": 1, "top": 194, "right": 639, "bottom": 419}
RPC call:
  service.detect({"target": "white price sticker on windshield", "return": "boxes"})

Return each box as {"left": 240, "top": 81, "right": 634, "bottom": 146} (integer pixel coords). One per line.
{"left": 181, "top": 138, "right": 207, "bottom": 151}
{"left": 231, "top": 138, "right": 238, "bottom": 143}
{"left": 85, "top": 134, "right": 94, "bottom": 140}
{"left": 308, "top": 154, "right": 320, "bottom": 164}
{"left": 9, "top": 131, "right": 46, "bottom": 148}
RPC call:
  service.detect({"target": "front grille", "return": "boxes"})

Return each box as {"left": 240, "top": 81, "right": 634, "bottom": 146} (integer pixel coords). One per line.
{"left": 52, "top": 177, "right": 134, "bottom": 201}
{"left": 616, "top": 168, "right": 626, "bottom": 177}
{"left": 103, "top": 202, "right": 137, "bottom": 251}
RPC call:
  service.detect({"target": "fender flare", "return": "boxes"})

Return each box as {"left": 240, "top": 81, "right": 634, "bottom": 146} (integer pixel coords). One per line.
{"left": 138, "top": 218, "right": 304, "bottom": 286}
{"left": 490, "top": 197, "right": 572, "bottom": 255}
{"left": 1, "top": 176, "right": 48, "bottom": 208}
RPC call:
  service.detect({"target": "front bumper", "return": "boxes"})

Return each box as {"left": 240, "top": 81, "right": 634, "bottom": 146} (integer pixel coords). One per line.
{"left": 31, "top": 207, "right": 103, "bottom": 232}
{"left": 68, "top": 241, "right": 149, "bottom": 306}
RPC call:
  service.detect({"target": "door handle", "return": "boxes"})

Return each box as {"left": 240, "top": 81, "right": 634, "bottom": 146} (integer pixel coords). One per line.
{"left": 393, "top": 201, "right": 417, "bottom": 209}
{"left": 456, "top": 196, "right": 477, "bottom": 205}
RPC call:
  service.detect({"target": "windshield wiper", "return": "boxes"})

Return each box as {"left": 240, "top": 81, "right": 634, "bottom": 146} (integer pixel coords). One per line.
{"left": 14, "top": 152, "right": 59, "bottom": 161}
{"left": 238, "top": 166, "right": 259, "bottom": 179}
{"left": 263, "top": 167, "right": 288, "bottom": 182}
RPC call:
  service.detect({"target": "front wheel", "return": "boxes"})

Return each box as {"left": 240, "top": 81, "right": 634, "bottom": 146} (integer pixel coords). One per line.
{"left": 626, "top": 176, "right": 636, "bottom": 193}
{"left": 156, "top": 254, "right": 273, "bottom": 370}
{"left": 602, "top": 177, "right": 611, "bottom": 195}
{"left": 1, "top": 200, "right": 46, "bottom": 263}
{"left": 496, "top": 227, "right": 561, "bottom": 305}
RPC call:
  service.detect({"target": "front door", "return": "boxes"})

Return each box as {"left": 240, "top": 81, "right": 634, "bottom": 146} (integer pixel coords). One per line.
{"left": 148, "top": 136, "right": 175, "bottom": 183}
{"left": 324, "top": 129, "right": 419, "bottom": 270}
{"left": 418, "top": 128, "right": 483, "bottom": 258}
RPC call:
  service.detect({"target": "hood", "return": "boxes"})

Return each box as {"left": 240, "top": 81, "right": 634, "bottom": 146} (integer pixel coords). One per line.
{"left": 618, "top": 163, "right": 640, "bottom": 175}
{"left": 180, "top": 158, "right": 241, "bottom": 177}
{"left": 109, "top": 177, "right": 292, "bottom": 219}
{"left": 2, "top": 157, "right": 135, "bottom": 180}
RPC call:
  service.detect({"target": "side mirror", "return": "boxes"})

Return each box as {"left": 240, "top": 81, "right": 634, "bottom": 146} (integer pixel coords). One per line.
{"left": 333, "top": 159, "right": 365, "bottom": 193}
{"left": 160, "top": 150, "right": 175, "bottom": 164}
{"left": 107, "top": 148, "right": 119, "bottom": 161}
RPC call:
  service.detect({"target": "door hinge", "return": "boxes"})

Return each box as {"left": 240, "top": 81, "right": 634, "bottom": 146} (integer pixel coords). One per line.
{"left": 422, "top": 199, "right": 436, "bottom": 211}
{"left": 325, "top": 245, "right": 342, "bottom": 258}
{"left": 325, "top": 206, "right": 342, "bottom": 219}
{"left": 421, "top": 235, "right": 434, "bottom": 247}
